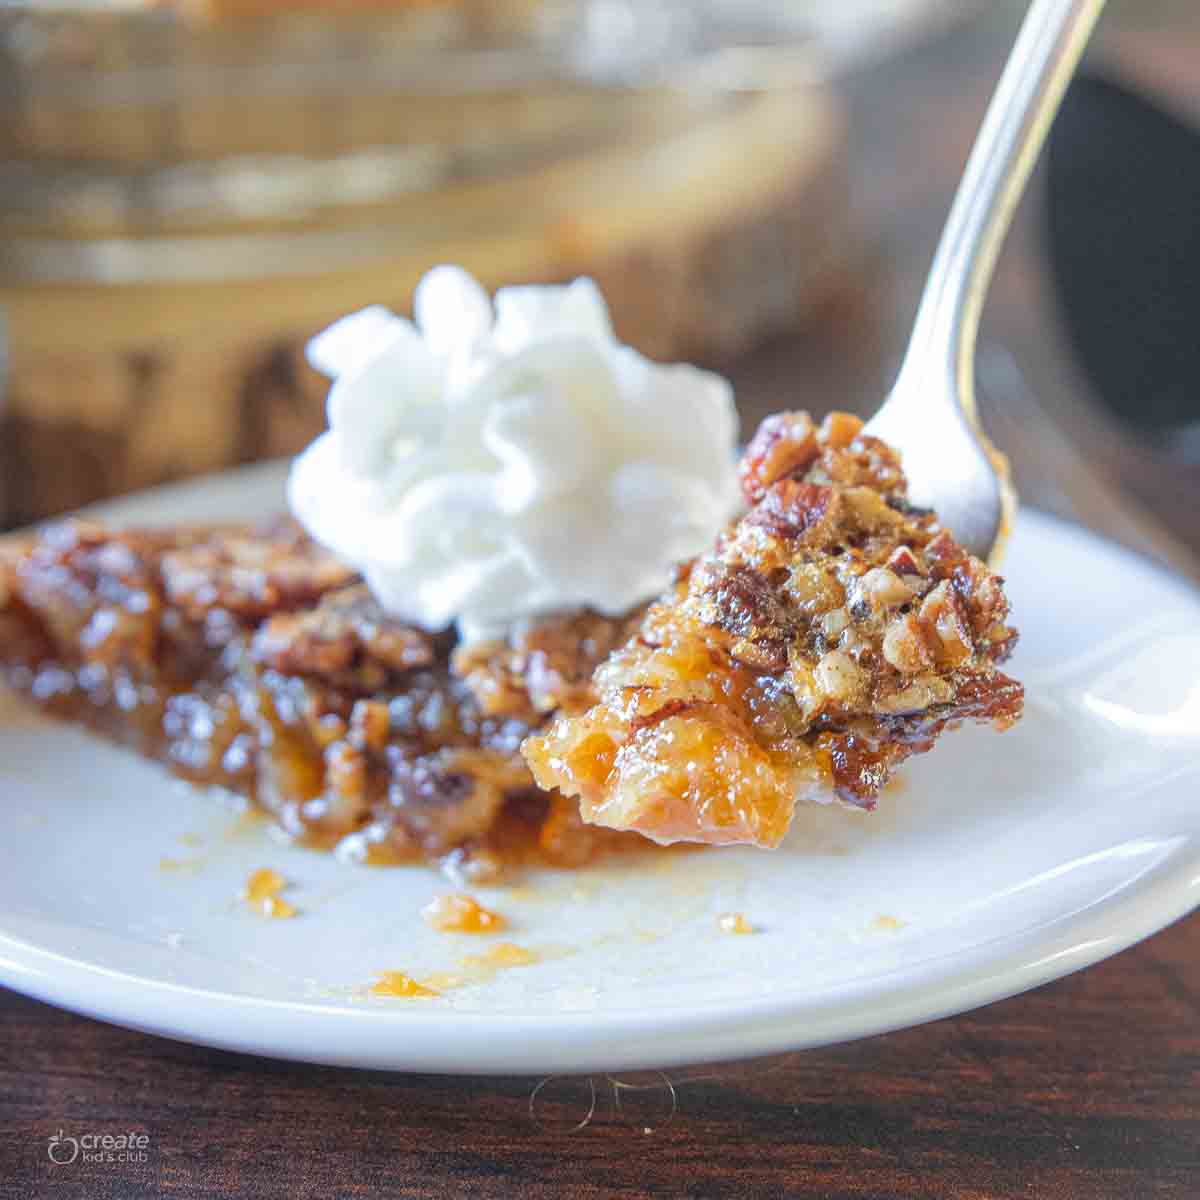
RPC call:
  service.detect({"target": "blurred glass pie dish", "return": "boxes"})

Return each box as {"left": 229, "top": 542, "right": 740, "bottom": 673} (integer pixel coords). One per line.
{"left": 0, "top": 1, "right": 813, "bottom": 238}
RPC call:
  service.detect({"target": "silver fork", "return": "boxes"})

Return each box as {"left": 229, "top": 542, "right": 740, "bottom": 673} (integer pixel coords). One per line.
{"left": 864, "top": 0, "right": 1106, "bottom": 562}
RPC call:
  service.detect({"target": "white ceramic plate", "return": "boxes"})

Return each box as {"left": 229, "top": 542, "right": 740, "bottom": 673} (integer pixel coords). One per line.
{"left": 1, "top": 462, "right": 1198, "bottom": 1075}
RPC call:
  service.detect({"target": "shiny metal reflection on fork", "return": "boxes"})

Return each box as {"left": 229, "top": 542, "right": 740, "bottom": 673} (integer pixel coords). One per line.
{"left": 865, "top": 0, "right": 1106, "bottom": 562}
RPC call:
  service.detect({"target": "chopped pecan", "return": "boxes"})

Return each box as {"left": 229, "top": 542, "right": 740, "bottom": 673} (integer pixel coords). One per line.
{"left": 253, "top": 585, "right": 433, "bottom": 688}
{"left": 386, "top": 748, "right": 523, "bottom": 853}
{"left": 924, "top": 529, "right": 965, "bottom": 574}
{"left": 918, "top": 581, "right": 974, "bottom": 668}
{"left": 882, "top": 614, "right": 933, "bottom": 674}
{"left": 887, "top": 545, "right": 925, "bottom": 578}
{"left": 349, "top": 698, "right": 390, "bottom": 752}
{"left": 739, "top": 412, "right": 821, "bottom": 504}
{"left": 856, "top": 566, "right": 917, "bottom": 612}
{"left": 694, "top": 561, "right": 779, "bottom": 635}
{"left": 747, "top": 480, "right": 835, "bottom": 542}
{"left": 453, "top": 609, "right": 635, "bottom": 719}
{"left": 814, "top": 649, "right": 866, "bottom": 705}
{"left": 819, "top": 411, "right": 865, "bottom": 449}
{"left": 162, "top": 520, "right": 355, "bottom": 622}
{"left": 13, "top": 520, "right": 168, "bottom": 676}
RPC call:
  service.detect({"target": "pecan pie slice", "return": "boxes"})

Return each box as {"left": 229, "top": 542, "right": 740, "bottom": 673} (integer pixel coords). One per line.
{"left": 0, "top": 517, "right": 636, "bottom": 880}
{"left": 522, "top": 412, "right": 1023, "bottom": 848}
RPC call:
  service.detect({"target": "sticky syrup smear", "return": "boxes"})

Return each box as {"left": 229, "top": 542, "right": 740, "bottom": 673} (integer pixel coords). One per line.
{"left": 422, "top": 943, "right": 543, "bottom": 992}
{"left": 242, "top": 867, "right": 297, "bottom": 919}
{"left": 463, "top": 942, "right": 537, "bottom": 970}
{"left": 422, "top": 894, "right": 507, "bottom": 934}
{"left": 224, "top": 807, "right": 269, "bottom": 843}
{"left": 717, "top": 912, "right": 755, "bottom": 935}
{"left": 158, "top": 856, "right": 203, "bottom": 875}
{"left": 369, "top": 972, "right": 440, "bottom": 999}
{"left": 367, "top": 942, "right": 553, "bottom": 1000}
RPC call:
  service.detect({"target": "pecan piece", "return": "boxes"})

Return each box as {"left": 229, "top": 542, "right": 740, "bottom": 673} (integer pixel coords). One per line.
{"left": 253, "top": 585, "right": 433, "bottom": 686}
{"left": 162, "top": 520, "right": 355, "bottom": 622}
{"left": 739, "top": 412, "right": 820, "bottom": 504}
{"left": 747, "top": 480, "right": 835, "bottom": 542}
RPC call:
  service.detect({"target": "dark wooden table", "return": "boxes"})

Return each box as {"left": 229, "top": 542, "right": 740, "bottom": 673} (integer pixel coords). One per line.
{"left": 3, "top": 11, "right": 1200, "bottom": 1199}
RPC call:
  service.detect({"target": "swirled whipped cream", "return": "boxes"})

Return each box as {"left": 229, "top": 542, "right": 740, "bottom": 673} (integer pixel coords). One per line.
{"left": 288, "top": 266, "right": 739, "bottom": 643}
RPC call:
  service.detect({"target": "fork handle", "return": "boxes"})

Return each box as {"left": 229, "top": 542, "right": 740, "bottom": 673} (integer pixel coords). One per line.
{"left": 903, "top": 0, "right": 1106, "bottom": 409}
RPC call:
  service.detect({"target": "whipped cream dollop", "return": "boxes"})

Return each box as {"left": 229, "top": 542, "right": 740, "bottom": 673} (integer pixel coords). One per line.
{"left": 288, "top": 266, "right": 739, "bottom": 643}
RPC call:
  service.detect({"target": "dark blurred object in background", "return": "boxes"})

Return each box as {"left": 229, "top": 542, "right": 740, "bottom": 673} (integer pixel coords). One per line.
{"left": 1047, "top": 72, "right": 1200, "bottom": 448}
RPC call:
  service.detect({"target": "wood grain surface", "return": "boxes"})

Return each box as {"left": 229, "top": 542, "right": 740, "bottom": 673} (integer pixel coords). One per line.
{"left": 2, "top": 10, "right": 1199, "bottom": 1199}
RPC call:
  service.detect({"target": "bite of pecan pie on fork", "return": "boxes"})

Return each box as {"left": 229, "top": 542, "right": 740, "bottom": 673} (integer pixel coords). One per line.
{"left": 522, "top": 411, "right": 1023, "bottom": 849}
